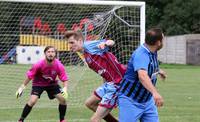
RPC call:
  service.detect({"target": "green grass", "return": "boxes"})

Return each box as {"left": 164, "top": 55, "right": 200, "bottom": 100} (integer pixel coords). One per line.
{"left": 0, "top": 64, "right": 200, "bottom": 122}
{"left": 158, "top": 64, "right": 200, "bottom": 122}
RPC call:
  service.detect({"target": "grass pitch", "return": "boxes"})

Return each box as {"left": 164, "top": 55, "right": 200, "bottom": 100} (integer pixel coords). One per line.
{"left": 0, "top": 64, "right": 199, "bottom": 122}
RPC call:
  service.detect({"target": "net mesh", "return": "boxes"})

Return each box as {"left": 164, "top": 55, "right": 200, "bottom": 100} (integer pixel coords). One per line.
{"left": 0, "top": 0, "right": 142, "bottom": 107}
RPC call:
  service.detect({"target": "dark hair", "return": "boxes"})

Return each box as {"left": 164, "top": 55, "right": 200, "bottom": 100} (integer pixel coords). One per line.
{"left": 145, "top": 28, "right": 163, "bottom": 45}
{"left": 65, "top": 30, "right": 84, "bottom": 41}
{"left": 44, "top": 46, "right": 57, "bottom": 56}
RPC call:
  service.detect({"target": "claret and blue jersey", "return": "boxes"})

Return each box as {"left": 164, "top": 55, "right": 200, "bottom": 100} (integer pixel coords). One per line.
{"left": 83, "top": 39, "right": 126, "bottom": 84}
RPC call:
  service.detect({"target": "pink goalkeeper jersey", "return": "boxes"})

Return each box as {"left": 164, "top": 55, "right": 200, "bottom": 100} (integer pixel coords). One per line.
{"left": 27, "top": 59, "right": 68, "bottom": 86}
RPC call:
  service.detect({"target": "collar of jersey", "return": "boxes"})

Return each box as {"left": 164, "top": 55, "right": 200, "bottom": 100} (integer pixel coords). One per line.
{"left": 142, "top": 43, "right": 150, "bottom": 53}
{"left": 141, "top": 43, "right": 157, "bottom": 56}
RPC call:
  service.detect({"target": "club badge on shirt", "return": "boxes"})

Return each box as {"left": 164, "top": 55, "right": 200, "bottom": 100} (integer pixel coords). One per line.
{"left": 51, "top": 70, "right": 56, "bottom": 75}
{"left": 98, "top": 69, "right": 106, "bottom": 75}
{"left": 42, "top": 75, "right": 53, "bottom": 81}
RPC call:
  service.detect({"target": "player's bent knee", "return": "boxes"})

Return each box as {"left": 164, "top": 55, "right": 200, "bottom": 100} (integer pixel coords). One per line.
{"left": 59, "top": 98, "right": 67, "bottom": 105}
{"left": 85, "top": 99, "right": 91, "bottom": 107}
{"left": 28, "top": 100, "right": 37, "bottom": 107}
{"left": 27, "top": 95, "right": 39, "bottom": 106}
{"left": 60, "top": 100, "right": 66, "bottom": 105}
{"left": 85, "top": 96, "right": 99, "bottom": 106}
{"left": 85, "top": 99, "right": 97, "bottom": 109}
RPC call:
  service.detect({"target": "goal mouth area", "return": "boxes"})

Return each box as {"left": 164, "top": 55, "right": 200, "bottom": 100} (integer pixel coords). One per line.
{"left": 0, "top": 0, "right": 145, "bottom": 107}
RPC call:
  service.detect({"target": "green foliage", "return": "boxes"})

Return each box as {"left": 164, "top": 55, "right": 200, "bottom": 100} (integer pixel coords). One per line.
{"left": 137, "top": 0, "right": 200, "bottom": 35}
{"left": 163, "top": 0, "right": 200, "bottom": 35}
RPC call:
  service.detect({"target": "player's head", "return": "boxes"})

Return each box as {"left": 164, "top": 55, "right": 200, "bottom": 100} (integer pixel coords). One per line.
{"left": 65, "top": 30, "right": 84, "bottom": 52}
{"left": 145, "top": 28, "right": 164, "bottom": 50}
{"left": 44, "top": 46, "right": 57, "bottom": 62}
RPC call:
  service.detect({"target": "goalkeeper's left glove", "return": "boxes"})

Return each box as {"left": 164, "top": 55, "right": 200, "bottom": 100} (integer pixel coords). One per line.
{"left": 16, "top": 84, "right": 26, "bottom": 99}
{"left": 61, "top": 87, "right": 68, "bottom": 100}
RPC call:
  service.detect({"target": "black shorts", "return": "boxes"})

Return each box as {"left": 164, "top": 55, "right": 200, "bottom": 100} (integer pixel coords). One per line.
{"left": 31, "top": 85, "right": 62, "bottom": 99}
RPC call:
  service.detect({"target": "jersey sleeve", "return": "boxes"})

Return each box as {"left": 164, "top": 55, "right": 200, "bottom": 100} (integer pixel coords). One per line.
{"left": 58, "top": 63, "right": 69, "bottom": 82}
{"left": 26, "top": 63, "right": 39, "bottom": 79}
{"left": 83, "top": 39, "right": 109, "bottom": 55}
{"left": 133, "top": 52, "right": 150, "bottom": 72}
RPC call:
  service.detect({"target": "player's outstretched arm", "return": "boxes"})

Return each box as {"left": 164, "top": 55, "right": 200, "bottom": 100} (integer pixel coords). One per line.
{"left": 98, "top": 40, "right": 115, "bottom": 49}
{"left": 16, "top": 78, "right": 30, "bottom": 99}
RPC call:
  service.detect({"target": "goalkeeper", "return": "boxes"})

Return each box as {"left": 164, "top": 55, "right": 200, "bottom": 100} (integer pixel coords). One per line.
{"left": 16, "top": 46, "right": 69, "bottom": 122}
{"left": 65, "top": 31, "right": 126, "bottom": 122}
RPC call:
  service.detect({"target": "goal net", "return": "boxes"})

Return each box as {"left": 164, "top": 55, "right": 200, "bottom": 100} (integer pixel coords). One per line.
{"left": 0, "top": 0, "right": 145, "bottom": 108}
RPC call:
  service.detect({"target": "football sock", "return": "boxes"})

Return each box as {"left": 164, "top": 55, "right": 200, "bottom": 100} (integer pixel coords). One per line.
{"left": 19, "top": 104, "right": 33, "bottom": 121}
{"left": 59, "top": 104, "right": 67, "bottom": 121}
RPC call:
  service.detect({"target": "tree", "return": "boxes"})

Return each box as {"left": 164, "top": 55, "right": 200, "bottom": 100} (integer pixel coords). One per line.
{"left": 136, "top": 0, "right": 200, "bottom": 35}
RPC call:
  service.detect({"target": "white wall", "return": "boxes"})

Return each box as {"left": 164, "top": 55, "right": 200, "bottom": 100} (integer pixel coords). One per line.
{"left": 158, "top": 34, "right": 200, "bottom": 64}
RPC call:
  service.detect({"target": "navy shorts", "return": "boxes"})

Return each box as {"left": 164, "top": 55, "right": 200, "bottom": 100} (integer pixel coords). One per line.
{"left": 31, "top": 85, "right": 62, "bottom": 99}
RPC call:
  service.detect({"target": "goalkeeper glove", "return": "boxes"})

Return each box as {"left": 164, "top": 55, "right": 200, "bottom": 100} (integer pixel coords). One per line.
{"left": 61, "top": 87, "right": 68, "bottom": 100}
{"left": 16, "top": 84, "right": 26, "bottom": 99}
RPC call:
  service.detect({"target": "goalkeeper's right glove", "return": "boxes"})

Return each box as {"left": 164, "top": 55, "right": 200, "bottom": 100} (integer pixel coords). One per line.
{"left": 61, "top": 87, "right": 68, "bottom": 100}
{"left": 16, "top": 84, "right": 26, "bottom": 99}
